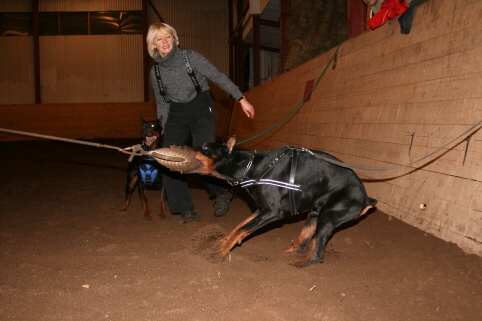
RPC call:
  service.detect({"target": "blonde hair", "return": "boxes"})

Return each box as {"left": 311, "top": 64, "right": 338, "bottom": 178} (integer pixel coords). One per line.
{"left": 146, "top": 22, "right": 180, "bottom": 58}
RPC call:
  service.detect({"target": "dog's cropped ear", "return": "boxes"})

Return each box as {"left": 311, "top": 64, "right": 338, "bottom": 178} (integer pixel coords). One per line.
{"left": 227, "top": 136, "right": 236, "bottom": 153}
{"left": 139, "top": 114, "right": 146, "bottom": 124}
{"left": 157, "top": 116, "right": 163, "bottom": 130}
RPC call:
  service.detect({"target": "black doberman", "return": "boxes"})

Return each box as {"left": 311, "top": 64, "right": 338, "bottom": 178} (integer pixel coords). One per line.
{"left": 120, "top": 115, "right": 166, "bottom": 220}
{"left": 187, "top": 136, "right": 377, "bottom": 267}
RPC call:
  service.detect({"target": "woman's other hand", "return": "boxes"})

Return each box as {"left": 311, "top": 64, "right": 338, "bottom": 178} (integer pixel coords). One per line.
{"left": 239, "top": 98, "right": 255, "bottom": 119}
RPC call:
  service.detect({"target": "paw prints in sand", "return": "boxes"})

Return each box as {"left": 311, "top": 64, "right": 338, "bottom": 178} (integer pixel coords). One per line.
{"left": 185, "top": 224, "right": 228, "bottom": 263}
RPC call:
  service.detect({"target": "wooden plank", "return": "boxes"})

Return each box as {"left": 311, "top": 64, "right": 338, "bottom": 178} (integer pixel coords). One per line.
{"left": 0, "top": 103, "right": 156, "bottom": 142}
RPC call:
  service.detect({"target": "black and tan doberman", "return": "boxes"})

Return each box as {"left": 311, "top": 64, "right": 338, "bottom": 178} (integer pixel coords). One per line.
{"left": 120, "top": 115, "right": 166, "bottom": 220}
{"left": 184, "top": 136, "right": 377, "bottom": 267}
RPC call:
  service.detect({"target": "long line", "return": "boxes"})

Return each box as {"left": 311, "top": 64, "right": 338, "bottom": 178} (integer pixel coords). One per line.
{"left": 0, "top": 128, "right": 146, "bottom": 156}
{"left": 235, "top": 42, "right": 343, "bottom": 146}
{"left": 306, "top": 118, "right": 482, "bottom": 172}
{"left": 1, "top": 118, "right": 481, "bottom": 173}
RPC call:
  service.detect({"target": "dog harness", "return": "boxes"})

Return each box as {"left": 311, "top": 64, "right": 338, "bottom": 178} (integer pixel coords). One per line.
{"left": 139, "top": 158, "right": 160, "bottom": 185}
{"left": 154, "top": 50, "right": 202, "bottom": 103}
{"left": 229, "top": 147, "right": 301, "bottom": 215}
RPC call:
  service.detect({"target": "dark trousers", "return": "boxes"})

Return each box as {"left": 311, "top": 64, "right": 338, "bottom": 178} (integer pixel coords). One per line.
{"left": 162, "top": 91, "right": 230, "bottom": 213}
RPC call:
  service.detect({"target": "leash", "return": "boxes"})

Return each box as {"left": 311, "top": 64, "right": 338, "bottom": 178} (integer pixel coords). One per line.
{"left": 226, "top": 117, "right": 482, "bottom": 192}
{"left": 235, "top": 42, "right": 344, "bottom": 146}
{"left": 231, "top": 36, "right": 482, "bottom": 172}
{"left": 0, "top": 128, "right": 149, "bottom": 160}
{"left": 234, "top": 118, "right": 481, "bottom": 173}
{"left": 303, "top": 118, "right": 482, "bottom": 172}
{"left": 2, "top": 115, "right": 481, "bottom": 173}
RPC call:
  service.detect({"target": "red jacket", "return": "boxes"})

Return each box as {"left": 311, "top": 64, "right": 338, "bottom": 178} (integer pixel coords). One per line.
{"left": 367, "top": 0, "right": 408, "bottom": 29}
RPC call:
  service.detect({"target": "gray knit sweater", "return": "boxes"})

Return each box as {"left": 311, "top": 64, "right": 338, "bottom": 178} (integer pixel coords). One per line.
{"left": 150, "top": 46, "right": 244, "bottom": 127}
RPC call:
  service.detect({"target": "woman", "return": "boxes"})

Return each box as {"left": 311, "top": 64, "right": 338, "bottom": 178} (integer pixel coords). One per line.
{"left": 146, "top": 22, "right": 255, "bottom": 223}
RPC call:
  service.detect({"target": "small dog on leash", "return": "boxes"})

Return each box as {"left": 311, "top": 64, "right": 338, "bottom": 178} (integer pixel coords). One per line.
{"left": 120, "top": 115, "right": 166, "bottom": 220}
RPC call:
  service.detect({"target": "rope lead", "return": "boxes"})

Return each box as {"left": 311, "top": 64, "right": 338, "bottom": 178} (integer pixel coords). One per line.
{"left": 236, "top": 41, "right": 343, "bottom": 146}
{"left": 0, "top": 128, "right": 148, "bottom": 158}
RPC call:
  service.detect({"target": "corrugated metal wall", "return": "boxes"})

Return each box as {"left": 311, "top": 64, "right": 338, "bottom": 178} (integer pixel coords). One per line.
{"left": 0, "top": 0, "right": 232, "bottom": 104}
{"left": 39, "top": 35, "right": 143, "bottom": 103}
{"left": 38, "top": 0, "right": 141, "bottom": 11}
{"left": 0, "top": 0, "right": 31, "bottom": 11}
{"left": 248, "top": 49, "right": 280, "bottom": 88}
{"left": 0, "top": 37, "right": 35, "bottom": 104}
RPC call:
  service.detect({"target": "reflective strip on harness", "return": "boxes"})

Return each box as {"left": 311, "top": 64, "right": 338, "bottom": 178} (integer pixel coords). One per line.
{"left": 229, "top": 147, "right": 302, "bottom": 216}
{"left": 289, "top": 148, "right": 298, "bottom": 215}
{"left": 239, "top": 179, "right": 301, "bottom": 191}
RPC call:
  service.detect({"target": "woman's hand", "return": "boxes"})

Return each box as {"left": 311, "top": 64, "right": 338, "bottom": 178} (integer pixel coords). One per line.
{"left": 239, "top": 98, "right": 255, "bottom": 119}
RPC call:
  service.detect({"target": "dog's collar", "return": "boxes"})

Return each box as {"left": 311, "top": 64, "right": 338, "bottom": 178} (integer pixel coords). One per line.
{"left": 242, "top": 151, "right": 256, "bottom": 178}
{"left": 142, "top": 143, "right": 158, "bottom": 151}
{"left": 226, "top": 150, "right": 254, "bottom": 186}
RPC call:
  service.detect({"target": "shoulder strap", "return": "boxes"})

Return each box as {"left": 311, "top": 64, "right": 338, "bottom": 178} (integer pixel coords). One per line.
{"left": 289, "top": 147, "right": 298, "bottom": 215}
{"left": 182, "top": 50, "right": 202, "bottom": 93}
{"left": 154, "top": 50, "right": 202, "bottom": 103}
{"left": 154, "top": 63, "right": 170, "bottom": 103}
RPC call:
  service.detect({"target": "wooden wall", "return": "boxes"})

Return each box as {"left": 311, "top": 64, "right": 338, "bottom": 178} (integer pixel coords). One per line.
{"left": 0, "top": 99, "right": 232, "bottom": 142}
{"left": 0, "top": 103, "right": 156, "bottom": 141}
{"left": 228, "top": 0, "right": 482, "bottom": 256}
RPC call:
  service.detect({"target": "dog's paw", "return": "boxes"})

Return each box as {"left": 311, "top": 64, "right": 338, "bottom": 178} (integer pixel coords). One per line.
{"left": 291, "top": 256, "right": 323, "bottom": 268}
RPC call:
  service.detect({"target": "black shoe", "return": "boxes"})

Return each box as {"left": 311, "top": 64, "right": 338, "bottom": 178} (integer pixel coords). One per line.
{"left": 181, "top": 210, "right": 200, "bottom": 223}
{"left": 213, "top": 191, "right": 233, "bottom": 217}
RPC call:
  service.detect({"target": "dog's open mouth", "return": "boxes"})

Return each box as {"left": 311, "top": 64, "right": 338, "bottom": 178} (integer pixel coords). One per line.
{"left": 148, "top": 146, "right": 200, "bottom": 173}
{"left": 144, "top": 135, "right": 158, "bottom": 148}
